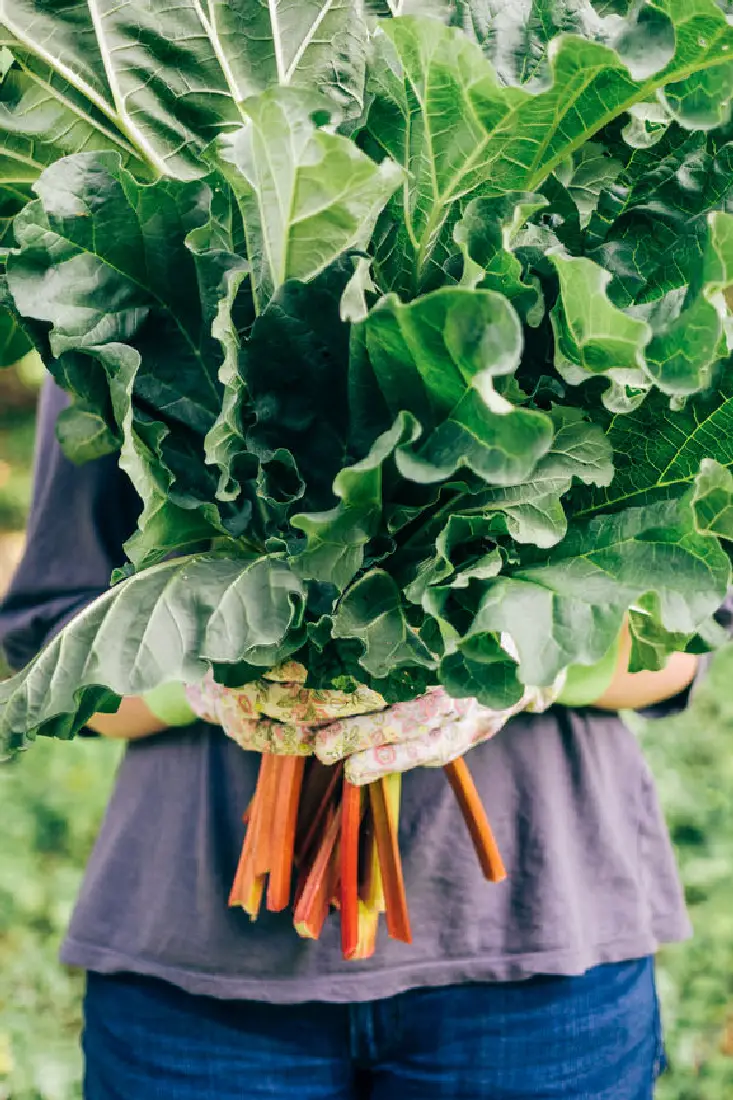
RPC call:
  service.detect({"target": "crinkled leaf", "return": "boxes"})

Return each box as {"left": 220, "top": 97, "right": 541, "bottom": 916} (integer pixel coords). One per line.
{"left": 332, "top": 569, "right": 436, "bottom": 678}
{"left": 395, "top": 387, "right": 554, "bottom": 486}
{"left": 363, "top": 287, "right": 524, "bottom": 428}
{"left": 587, "top": 130, "right": 733, "bottom": 307}
{"left": 472, "top": 490, "right": 730, "bottom": 685}
{"left": 292, "top": 412, "right": 420, "bottom": 589}
{"left": 404, "top": 513, "right": 503, "bottom": 605}
{"left": 440, "top": 633, "right": 523, "bottom": 709}
{"left": 550, "top": 255, "right": 652, "bottom": 400}
{"left": 453, "top": 193, "right": 546, "bottom": 318}
{"left": 216, "top": 89, "right": 402, "bottom": 310}
{"left": 466, "top": 408, "right": 614, "bottom": 546}
{"left": 555, "top": 142, "right": 623, "bottom": 227}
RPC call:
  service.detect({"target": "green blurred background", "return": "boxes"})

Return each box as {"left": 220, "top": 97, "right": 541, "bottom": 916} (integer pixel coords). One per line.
{"left": 2, "top": 366, "right": 733, "bottom": 1099}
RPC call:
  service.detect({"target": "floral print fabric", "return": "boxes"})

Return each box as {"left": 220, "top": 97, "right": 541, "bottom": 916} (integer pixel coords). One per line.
{"left": 185, "top": 665, "right": 563, "bottom": 786}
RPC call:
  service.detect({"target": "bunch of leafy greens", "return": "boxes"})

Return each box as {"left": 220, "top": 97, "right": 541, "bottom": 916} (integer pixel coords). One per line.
{"left": 3, "top": 0, "right": 733, "bottom": 755}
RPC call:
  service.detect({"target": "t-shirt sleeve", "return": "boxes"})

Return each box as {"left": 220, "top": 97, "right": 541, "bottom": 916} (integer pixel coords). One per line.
{"left": 0, "top": 379, "right": 140, "bottom": 672}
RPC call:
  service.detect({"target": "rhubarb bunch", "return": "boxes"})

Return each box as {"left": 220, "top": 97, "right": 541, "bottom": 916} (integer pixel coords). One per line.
{"left": 230, "top": 754, "right": 505, "bottom": 960}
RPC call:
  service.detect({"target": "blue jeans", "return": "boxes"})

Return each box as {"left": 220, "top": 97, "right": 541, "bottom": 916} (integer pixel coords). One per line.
{"left": 82, "top": 957, "right": 665, "bottom": 1099}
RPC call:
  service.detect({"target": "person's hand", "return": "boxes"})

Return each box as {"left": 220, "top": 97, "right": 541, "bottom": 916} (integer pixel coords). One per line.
{"left": 185, "top": 665, "right": 563, "bottom": 785}
{"left": 314, "top": 682, "right": 559, "bottom": 784}
{"left": 184, "top": 663, "right": 385, "bottom": 755}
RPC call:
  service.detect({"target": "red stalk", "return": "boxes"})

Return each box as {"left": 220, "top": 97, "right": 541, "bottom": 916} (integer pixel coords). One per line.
{"left": 267, "top": 756, "right": 306, "bottom": 912}
{"left": 293, "top": 806, "right": 341, "bottom": 940}
{"left": 369, "top": 776, "right": 412, "bottom": 944}
{"left": 296, "top": 760, "right": 343, "bottom": 864}
{"left": 444, "top": 757, "right": 507, "bottom": 884}
{"left": 340, "top": 779, "right": 362, "bottom": 959}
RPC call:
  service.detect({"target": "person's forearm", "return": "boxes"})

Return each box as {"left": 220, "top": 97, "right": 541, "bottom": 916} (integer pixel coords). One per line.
{"left": 86, "top": 697, "right": 168, "bottom": 740}
{"left": 591, "top": 623, "right": 698, "bottom": 711}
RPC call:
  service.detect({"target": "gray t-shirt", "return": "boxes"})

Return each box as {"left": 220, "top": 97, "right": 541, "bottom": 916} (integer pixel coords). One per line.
{"left": 0, "top": 381, "right": 693, "bottom": 1004}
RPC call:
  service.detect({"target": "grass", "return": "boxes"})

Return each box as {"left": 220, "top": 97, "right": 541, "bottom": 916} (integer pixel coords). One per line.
{"left": 0, "top": 740, "right": 121, "bottom": 1100}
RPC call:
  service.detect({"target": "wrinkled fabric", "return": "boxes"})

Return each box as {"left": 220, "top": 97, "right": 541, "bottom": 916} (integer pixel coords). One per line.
{"left": 1, "top": 380, "right": 693, "bottom": 1005}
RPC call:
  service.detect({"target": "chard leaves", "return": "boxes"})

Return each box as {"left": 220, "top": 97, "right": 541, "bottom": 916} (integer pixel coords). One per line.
{"left": 5, "top": 2, "right": 733, "bottom": 752}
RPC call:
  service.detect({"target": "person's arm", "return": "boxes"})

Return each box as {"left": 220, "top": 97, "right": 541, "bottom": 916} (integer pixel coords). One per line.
{"left": 86, "top": 697, "right": 168, "bottom": 740}
{"left": 86, "top": 680, "right": 198, "bottom": 740}
{"left": 0, "top": 380, "right": 178, "bottom": 744}
{"left": 590, "top": 621, "right": 698, "bottom": 711}
{"left": 84, "top": 699, "right": 165, "bottom": 734}
{"left": 0, "top": 380, "right": 141, "bottom": 672}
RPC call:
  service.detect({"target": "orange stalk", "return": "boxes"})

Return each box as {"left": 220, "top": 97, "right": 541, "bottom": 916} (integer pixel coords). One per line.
{"left": 229, "top": 759, "right": 268, "bottom": 914}
{"left": 340, "top": 779, "right": 362, "bottom": 959}
{"left": 369, "top": 776, "right": 411, "bottom": 944}
{"left": 444, "top": 757, "right": 506, "bottom": 884}
{"left": 254, "top": 754, "right": 281, "bottom": 877}
{"left": 267, "top": 756, "right": 306, "bottom": 912}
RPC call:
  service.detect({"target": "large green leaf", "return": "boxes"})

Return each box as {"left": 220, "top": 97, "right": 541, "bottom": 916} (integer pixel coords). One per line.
{"left": 216, "top": 89, "right": 401, "bottom": 310}
{"left": 0, "top": 0, "right": 368, "bottom": 182}
{"left": 5, "top": 152, "right": 254, "bottom": 562}
{"left": 0, "top": 554, "right": 306, "bottom": 755}
{"left": 473, "top": 489, "right": 730, "bottom": 685}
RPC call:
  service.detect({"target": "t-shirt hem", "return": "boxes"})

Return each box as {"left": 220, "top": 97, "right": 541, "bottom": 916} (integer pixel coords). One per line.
{"left": 60, "top": 922, "right": 692, "bottom": 1005}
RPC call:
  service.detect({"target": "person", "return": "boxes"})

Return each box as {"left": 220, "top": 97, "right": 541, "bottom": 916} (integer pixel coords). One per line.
{"left": 0, "top": 379, "right": 703, "bottom": 1100}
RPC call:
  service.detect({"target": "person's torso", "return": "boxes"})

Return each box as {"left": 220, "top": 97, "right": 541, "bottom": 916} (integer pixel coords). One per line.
{"left": 61, "top": 706, "right": 690, "bottom": 1003}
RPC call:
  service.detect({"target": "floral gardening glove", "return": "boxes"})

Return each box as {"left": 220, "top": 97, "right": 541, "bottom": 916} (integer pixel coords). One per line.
{"left": 185, "top": 663, "right": 564, "bottom": 785}
{"left": 314, "top": 682, "right": 562, "bottom": 785}
{"left": 184, "top": 663, "right": 386, "bottom": 755}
